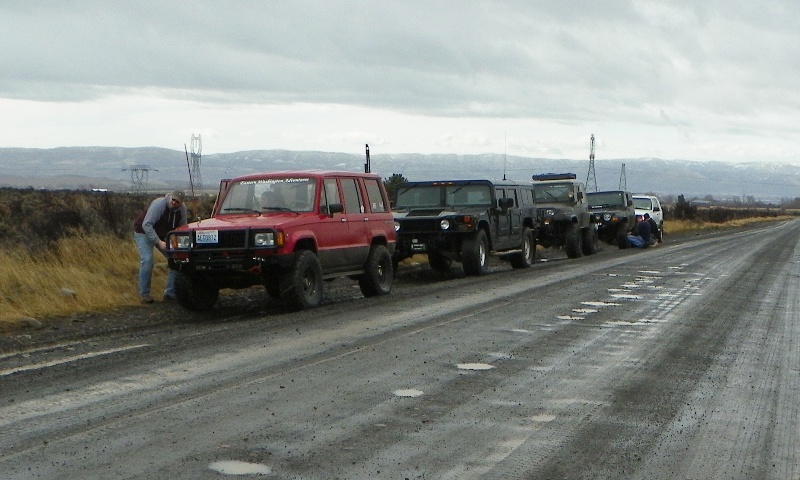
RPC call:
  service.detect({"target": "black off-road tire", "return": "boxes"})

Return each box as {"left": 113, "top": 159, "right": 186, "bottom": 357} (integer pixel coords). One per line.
{"left": 392, "top": 258, "right": 400, "bottom": 277}
{"left": 616, "top": 224, "right": 630, "bottom": 249}
{"left": 582, "top": 225, "right": 599, "bottom": 255}
{"left": 462, "top": 229, "right": 489, "bottom": 276}
{"left": 657, "top": 223, "right": 664, "bottom": 242}
{"left": 427, "top": 252, "right": 453, "bottom": 274}
{"left": 175, "top": 272, "right": 219, "bottom": 311}
{"left": 280, "top": 250, "right": 323, "bottom": 311}
{"left": 359, "top": 245, "right": 393, "bottom": 297}
{"left": 564, "top": 224, "right": 583, "bottom": 258}
{"left": 264, "top": 275, "right": 281, "bottom": 300}
{"left": 510, "top": 227, "right": 536, "bottom": 269}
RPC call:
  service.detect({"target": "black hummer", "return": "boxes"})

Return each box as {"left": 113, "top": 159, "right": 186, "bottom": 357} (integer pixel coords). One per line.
{"left": 587, "top": 190, "right": 636, "bottom": 249}
{"left": 392, "top": 180, "right": 538, "bottom": 275}
{"left": 531, "top": 173, "right": 598, "bottom": 258}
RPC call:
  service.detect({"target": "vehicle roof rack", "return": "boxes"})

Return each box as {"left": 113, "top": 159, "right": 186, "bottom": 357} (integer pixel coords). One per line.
{"left": 531, "top": 173, "right": 577, "bottom": 181}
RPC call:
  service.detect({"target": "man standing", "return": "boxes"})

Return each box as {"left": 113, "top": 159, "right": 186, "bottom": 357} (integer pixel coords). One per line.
{"left": 134, "top": 190, "right": 188, "bottom": 303}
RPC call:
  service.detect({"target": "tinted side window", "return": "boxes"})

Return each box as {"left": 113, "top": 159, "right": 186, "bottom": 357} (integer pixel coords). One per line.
{"left": 364, "top": 179, "right": 387, "bottom": 213}
{"left": 520, "top": 189, "right": 534, "bottom": 206}
{"left": 495, "top": 188, "right": 505, "bottom": 206}
{"left": 323, "top": 178, "right": 341, "bottom": 208}
{"left": 341, "top": 178, "right": 364, "bottom": 214}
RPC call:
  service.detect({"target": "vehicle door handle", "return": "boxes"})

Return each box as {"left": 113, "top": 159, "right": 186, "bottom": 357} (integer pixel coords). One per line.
{"left": 363, "top": 217, "right": 369, "bottom": 222}
{"left": 341, "top": 218, "right": 347, "bottom": 222}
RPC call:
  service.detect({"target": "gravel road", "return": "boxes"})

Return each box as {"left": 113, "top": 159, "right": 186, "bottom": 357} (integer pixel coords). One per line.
{"left": 1, "top": 220, "right": 798, "bottom": 479}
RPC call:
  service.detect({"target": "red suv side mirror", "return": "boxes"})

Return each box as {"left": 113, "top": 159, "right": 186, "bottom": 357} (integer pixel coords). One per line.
{"left": 323, "top": 203, "right": 344, "bottom": 216}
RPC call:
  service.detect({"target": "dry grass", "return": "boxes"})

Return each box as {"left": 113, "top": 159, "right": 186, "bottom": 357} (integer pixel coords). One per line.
{"left": 0, "top": 215, "right": 791, "bottom": 329}
{"left": 0, "top": 234, "right": 168, "bottom": 327}
{"left": 664, "top": 215, "right": 792, "bottom": 235}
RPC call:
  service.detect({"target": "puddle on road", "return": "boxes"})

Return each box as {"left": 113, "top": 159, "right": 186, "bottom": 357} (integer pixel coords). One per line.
{"left": 209, "top": 460, "right": 272, "bottom": 476}
{"left": 557, "top": 315, "right": 585, "bottom": 320}
{"left": 610, "top": 293, "right": 641, "bottom": 300}
{"left": 510, "top": 328, "right": 533, "bottom": 334}
{"left": 621, "top": 283, "right": 640, "bottom": 288}
{"left": 573, "top": 308, "right": 598, "bottom": 314}
{"left": 606, "top": 320, "right": 652, "bottom": 326}
{"left": 530, "top": 413, "right": 557, "bottom": 422}
{"left": 581, "top": 301, "right": 621, "bottom": 307}
{"left": 489, "top": 352, "right": 512, "bottom": 360}
{"left": 639, "top": 270, "right": 661, "bottom": 274}
{"left": 457, "top": 363, "right": 495, "bottom": 370}
{"left": 393, "top": 389, "right": 424, "bottom": 397}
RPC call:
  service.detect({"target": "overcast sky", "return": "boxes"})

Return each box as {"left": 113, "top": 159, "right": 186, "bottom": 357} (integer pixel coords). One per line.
{"left": 1, "top": 1, "right": 798, "bottom": 164}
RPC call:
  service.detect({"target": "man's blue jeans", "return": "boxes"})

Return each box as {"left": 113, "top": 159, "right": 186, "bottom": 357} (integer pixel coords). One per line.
{"left": 134, "top": 233, "right": 177, "bottom": 298}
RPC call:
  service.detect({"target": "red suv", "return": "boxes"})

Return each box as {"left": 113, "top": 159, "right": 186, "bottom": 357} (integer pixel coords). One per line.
{"left": 166, "top": 170, "right": 396, "bottom": 311}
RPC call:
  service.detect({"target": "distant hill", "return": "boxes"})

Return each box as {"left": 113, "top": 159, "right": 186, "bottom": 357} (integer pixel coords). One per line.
{"left": 0, "top": 147, "right": 798, "bottom": 202}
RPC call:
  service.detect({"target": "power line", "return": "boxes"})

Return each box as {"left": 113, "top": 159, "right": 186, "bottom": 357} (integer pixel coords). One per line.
{"left": 121, "top": 164, "right": 157, "bottom": 193}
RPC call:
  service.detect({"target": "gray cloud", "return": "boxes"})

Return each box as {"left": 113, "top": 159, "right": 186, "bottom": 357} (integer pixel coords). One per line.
{"left": 0, "top": 0, "right": 798, "bottom": 160}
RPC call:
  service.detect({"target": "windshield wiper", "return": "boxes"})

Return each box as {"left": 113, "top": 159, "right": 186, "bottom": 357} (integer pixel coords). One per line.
{"left": 222, "top": 207, "right": 261, "bottom": 214}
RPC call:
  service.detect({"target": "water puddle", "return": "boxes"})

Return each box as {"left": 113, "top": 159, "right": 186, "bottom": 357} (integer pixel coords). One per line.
{"left": 510, "top": 328, "right": 533, "bottom": 333}
{"left": 209, "top": 460, "right": 272, "bottom": 476}
{"left": 606, "top": 319, "right": 659, "bottom": 326}
{"left": 530, "top": 413, "right": 557, "bottom": 422}
{"left": 573, "top": 308, "right": 598, "bottom": 314}
{"left": 489, "top": 352, "right": 512, "bottom": 360}
{"left": 609, "top": 293, "right": 641, "bottom": 300}
{"left": 621, "top": 283, "right": 640, "bottom": 288}
{"left": 457, "top": 363, "right": 495, "bottom": 370}
{"left": 639, "top": 270, "right": 661, "bottom": 274}
{"left": 581, "top": 301, "right": 621, "bottom": 307}
{"left": 393, "top": 389, "right": 424, "bottom": 397}
{"left": 557, "top": 315, "right": 584, "bottom": 320}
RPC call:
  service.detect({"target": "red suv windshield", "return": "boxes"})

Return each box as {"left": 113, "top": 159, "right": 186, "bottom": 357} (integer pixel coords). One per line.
{"left": 219, "top": 177, "right": 317, "bottom": 213}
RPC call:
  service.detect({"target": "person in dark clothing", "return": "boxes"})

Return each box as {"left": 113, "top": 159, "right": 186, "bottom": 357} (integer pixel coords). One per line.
{"left": 644, "top": 213, "right": 660, "bottom": 245}
{"left": 627, "top": 215, "right": 652, "bottom": 248}
{"left": 133, "top": 191, "right": 188, "bottom": 303}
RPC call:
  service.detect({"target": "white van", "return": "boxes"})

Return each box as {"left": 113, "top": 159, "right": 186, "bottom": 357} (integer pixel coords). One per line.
{"left": 632, "top": 194, "right": 663, "bottom": 242}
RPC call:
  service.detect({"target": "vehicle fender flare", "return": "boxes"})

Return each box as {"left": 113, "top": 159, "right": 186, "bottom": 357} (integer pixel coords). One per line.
{"left": 476, "top": 220, "right": 493, "bottom": 250}
{"left": 286, "top": 230, "right": 318, "bottom": 253}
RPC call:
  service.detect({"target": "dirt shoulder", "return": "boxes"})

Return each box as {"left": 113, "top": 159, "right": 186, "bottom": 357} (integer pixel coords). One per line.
{"left": 0, "top": 222, "right": 782, "bottom": 355}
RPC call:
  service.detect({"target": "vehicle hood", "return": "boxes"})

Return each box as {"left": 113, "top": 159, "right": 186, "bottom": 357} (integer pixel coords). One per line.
{"left": 175, "top": 213, "right": 311, "bottom": 231}
{"left": 589, "top": 204, "right": 626, "bottom": 211}
{"left": 536, "top": 204, "right": 575, "bottom": 214}
{"left": 393, "top": 207, "right": 487, "bottom": 219}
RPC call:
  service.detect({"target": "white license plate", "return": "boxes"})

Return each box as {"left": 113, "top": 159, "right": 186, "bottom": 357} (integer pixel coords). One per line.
{"left": 195, "top": 230, "right": 219, "bottom": 244}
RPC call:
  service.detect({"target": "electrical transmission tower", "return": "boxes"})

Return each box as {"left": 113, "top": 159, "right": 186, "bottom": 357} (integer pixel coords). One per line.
{"left": 619, "top": 163, "right": 627, "bottom": 190}
{"left": 190, "top": 134, "right": 203, "bottom": 191}
{"left": 122, "top": 165, "right": 157, "bottom": 193}
{"left": 585, "top": 134, "right": 598, "bottom": 192}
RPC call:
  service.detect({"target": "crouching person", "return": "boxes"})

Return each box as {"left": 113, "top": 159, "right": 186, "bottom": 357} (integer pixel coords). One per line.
{"left": 627, "top": 214, "right": 651, "bottom": 249}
